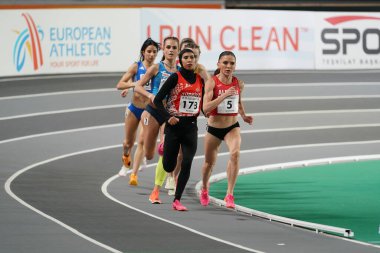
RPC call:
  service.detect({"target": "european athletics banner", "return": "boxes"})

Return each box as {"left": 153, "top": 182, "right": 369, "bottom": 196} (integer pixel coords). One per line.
{"left": 2, "top": 8, "right": 379, "bottom": 77}
{"left": 0, "top": 9, "right": 140, "bottom": 77}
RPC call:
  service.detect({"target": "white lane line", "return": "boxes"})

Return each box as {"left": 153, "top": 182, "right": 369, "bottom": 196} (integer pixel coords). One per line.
{"left": 0, "top": 123, "right": 123, "bottom": 145}
{"left": 2, "top": 92, "right": 379, "bottom": 103}
{"left": 197, "top": 155, "right": 380, "bottom": 247}
{"left": 4, "top": 107, "right": 379, "bottom": 125}
{"left": 3, "top": 144, "right": 264, "bottom": 253}
{"left": 4, "top": 145, "right": 123, "bottom": 253}
{"left": 245, "top": 95, "right": 380, "bottom": 101}
{"left": 103, "top": 141, "right": 380, "bottom": 252}
{"left": 0, "top": 89, "right": 116, "bottom": 101}
{"left": 249, "top": 123, "right": 380, "bottom": 133}
{"left": 2, "top": 91, "right": 379, "bottom": 103}
{"left": 254, "top": 109, "right": 380, "bottom": 116}
{"left": 5, "top": 141, "right": 380, "bottom": 253}
{"left": 2, "top": 122, "right": 380, "bottom": 145}
{"left": 245, "top": 82, "right": 380, "bottom": 87}
{"left": 0, "top": 104, "right": 125, "bottom": 120}
{"left": 102, "top": 177, "right": 265, "bottom": 253}
{"left": 2, "top": 96, "right": 380, "bottom": 120}
{"left": 0, "top": 73, "right": 120, "bottom": 82}
{"left": 1, "top": 82, "right": 379, "bottom": 100}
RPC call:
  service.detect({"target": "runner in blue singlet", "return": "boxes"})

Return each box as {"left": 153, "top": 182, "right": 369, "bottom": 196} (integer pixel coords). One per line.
{"left": 134, "top": 36, "right": 180, "bottom": 203}
{"left": 116, "top": 38, "right": 159, "bottom": 185}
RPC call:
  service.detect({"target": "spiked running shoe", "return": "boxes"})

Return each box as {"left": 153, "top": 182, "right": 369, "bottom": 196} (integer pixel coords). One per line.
{"left": 172, "top": 200, "right": 187, "bottom": 211}
{"left": 139, "top": 157, "right": 147, "bottom": 171}
{"left": 149, "top": 189, "right": 161, "bottom": 204}
{"left": 224, "top": 194, "right": 235, "bottom": 209}
{"left": 129, "top": 173, "right": 138, "bottom": 186}
{"left": 200, "top": 189, "right": 209, "bottom": 206}
{"left": 165, "top": 176, "right": 175, "bottom": 190}
{"left": 118, "top": 167, "right": 128, "bottom": 177}
{"left": 122, "top": 154, "right": 131, "bottom": 169}
{"left": 168, "top": 188, "right": 175, "bottom": 196}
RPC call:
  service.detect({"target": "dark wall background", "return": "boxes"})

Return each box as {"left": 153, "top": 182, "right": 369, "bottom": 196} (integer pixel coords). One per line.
{"left": 1, "top": 0, "right": 380, "bottom": 11}
{"left": 225, "top": 0, "right": 380, "bottom": 12}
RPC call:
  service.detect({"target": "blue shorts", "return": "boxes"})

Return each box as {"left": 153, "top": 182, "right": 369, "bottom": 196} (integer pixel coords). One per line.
{"left": 127, "top": 103, "right": 144, "bottom": 120}
{"left": 145, "top": 104, "right": 165, "bottom": 126}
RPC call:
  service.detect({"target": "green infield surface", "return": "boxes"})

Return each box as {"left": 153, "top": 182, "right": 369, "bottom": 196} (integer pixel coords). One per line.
{"left": 209, "top": 160, "right": 380, "bottom": 245}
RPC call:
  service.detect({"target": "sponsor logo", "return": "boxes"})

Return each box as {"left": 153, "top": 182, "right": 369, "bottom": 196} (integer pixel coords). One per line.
{"left": 321, "top": 15, "right": 380, "bottom": 55}
{"left": 13, "top": 13, "right": 44, "bottom": 72}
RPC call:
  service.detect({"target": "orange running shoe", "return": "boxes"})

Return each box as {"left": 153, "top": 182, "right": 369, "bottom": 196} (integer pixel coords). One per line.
{"left": 129, "top": 173, "right": 138, "bottom": 186}
{"left": 149, "top": 189, "right": 161, "bottom": 204}
{"left": 122, "top": 154, "right": 131, "bottom": 169}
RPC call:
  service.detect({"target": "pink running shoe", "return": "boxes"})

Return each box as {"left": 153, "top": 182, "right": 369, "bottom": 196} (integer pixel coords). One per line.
{"left": 172, "top": 200, "right": 188, "bottom": 211}
{"left": 157, "top": 142, "right": 164, "bottom": 156}
{"left": 224, "top": 194, "right": 235, "bottom": 209}
{"left": 200, "top": 189, "right": 209, "bottom": 206}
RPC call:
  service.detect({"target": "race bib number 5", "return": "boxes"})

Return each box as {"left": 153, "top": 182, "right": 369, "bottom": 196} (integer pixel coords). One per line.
{"left": 179, "top": 96, "right": 200, "bottom": 114}
{"left": 217, "top": 95, "right": 238, "bottom": 114}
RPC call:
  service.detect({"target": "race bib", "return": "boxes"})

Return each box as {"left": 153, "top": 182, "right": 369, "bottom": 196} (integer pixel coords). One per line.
{"left": 143, "top": 81, "right": 151, "bottom": 91}
{"left": 140, "top": 74, "right": 151, "bottom": 91}
{"left": 179, "top": 96, "right": 201, "bottom": 114}
{"left": 158, "top": 73, "right": 170, "bottom": 91}
{"left": 217, "top": 95, "right": 238, "bottom": 114}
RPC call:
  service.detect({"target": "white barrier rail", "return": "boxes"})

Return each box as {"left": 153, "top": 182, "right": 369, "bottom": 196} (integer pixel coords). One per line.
{"left": 195, "top": 154, "right": 380, "bottom": 238}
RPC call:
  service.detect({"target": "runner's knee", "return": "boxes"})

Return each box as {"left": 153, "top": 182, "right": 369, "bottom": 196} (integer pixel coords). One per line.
{"left": 204, "top": 161, "right": 215, "bottom": 171}
{"left": 230, "top": 149, "right": 240, "bottom": 163}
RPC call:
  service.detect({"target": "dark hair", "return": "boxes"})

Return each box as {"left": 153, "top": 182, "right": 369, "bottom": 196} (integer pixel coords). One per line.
{"left": 140, "top": 38, "right": 160, "bottom": 61}
{"left": 161, "top": 36, "right": 179, "bottom": 61}
{"left": 218, "top": 51, "right": 236, "bottom": 61}
{"left": 182, "top": 42, "right": 201, "bottom": 55}
{"left": 180, "top": 37, "right": 196, "bottom": 50}
{"left": 214, "top": 51, "right": 236, "bottom": 76}
{"left": 178, "top": 48, "right": 195, "bottom": 68}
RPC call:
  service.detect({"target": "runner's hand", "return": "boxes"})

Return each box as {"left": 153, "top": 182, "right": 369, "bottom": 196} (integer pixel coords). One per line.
{"left": 168, "top": 116, "right": 179, "bottom": 125}
{"left": 224, "top": 87, "right": 236, "bottom": 98}
{"left": 243, "top": 115, "right": 254, "bottom": 125}
{"left": 121, "top": 89, "right": 129, "bottom": 97}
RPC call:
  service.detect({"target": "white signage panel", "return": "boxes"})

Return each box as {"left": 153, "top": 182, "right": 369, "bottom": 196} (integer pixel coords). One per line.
{"left": 0, "top": 9, "right": 140, "bottom": 77}
{"left": 316, "top": 12, "right": 380, "bottom": 69}
{"left": 141, "top": 8, "right": 315, "bottom": 70}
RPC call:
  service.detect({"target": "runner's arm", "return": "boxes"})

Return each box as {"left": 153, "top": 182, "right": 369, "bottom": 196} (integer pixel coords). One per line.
{"left": 153, "top": 73, "right": 178, "bottom": 120}
{"left": 238, "top": 80, "right": 253, "bottom": 125}
{"left": 134, "top": 64, "right": 158, "bottom": 102}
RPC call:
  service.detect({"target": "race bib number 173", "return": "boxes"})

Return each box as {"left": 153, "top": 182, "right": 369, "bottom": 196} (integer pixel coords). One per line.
{"left": 179, "top": 96, "right": 200, "bottom": 114}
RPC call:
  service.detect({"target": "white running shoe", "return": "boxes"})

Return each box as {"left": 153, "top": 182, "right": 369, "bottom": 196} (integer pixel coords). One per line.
{"left": 168, "top": 188, "right": 175, "bottom": 196}
{"left": 139, "top": 157, "right": 147, "bottom": 171}
{"left": 118, "top": 166, "right": 128, "bottom": 177}
{"left": 165, "top": 176, "right": 175, "bottom": 190}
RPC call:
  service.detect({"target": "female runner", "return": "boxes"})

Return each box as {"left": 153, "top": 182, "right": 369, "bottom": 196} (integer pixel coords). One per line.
{"left": 199, "top": 51, "right": 253, "bottom": 208}
{"left": 154, "top": 48, "right": 204, "bottom": 211}
{"left": 133, "top": 36, "right": 180, "bottom": 192}
{"left": 116, "top": 38, "right": 159, "bottom": 185}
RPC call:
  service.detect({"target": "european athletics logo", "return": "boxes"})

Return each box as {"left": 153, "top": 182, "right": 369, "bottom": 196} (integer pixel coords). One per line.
{"left": 13, "top": 13, "right": 44, "bottom": 72}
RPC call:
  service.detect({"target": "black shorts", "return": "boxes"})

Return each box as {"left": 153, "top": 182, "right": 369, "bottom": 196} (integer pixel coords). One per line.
{"left": 206, "top": 121, "right": 240, "bottom": 140}
{"left": 145, "top": 104, "right": 166, "bottom": 126}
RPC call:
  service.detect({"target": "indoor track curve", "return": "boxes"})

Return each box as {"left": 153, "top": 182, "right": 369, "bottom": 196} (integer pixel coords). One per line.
{"left": 1, "top": 71, "right": 380, "bottom": 253}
